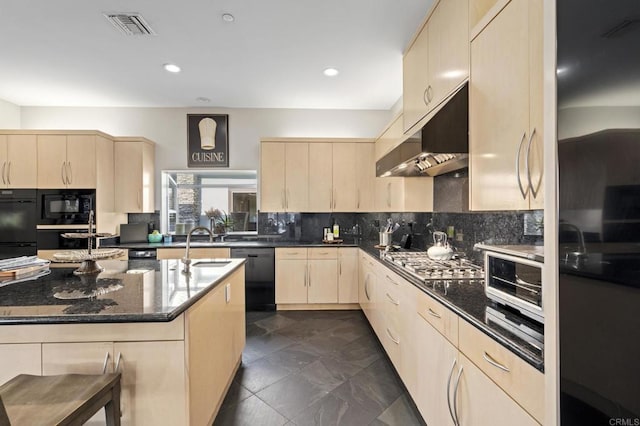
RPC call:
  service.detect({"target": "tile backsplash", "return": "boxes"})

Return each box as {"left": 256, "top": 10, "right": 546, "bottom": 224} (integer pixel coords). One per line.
{"left": 258, "top": 210, "right": 543, "bottom": 264}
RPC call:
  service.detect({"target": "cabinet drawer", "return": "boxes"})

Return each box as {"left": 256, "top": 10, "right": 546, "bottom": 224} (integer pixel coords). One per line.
{"left": 458, "top": 319, "right": 544, "bottom": 423}
{"left": 275, "top": 247, "right": 307, "bottom": 260}
{"left": 157, "top": 248, "right": 230, "bottom": 259}
{"left": 416, "top": 290, "right": 459, "bottom": 346}
{"left": 308, "top": 247, "right": 338, "bottom": 259}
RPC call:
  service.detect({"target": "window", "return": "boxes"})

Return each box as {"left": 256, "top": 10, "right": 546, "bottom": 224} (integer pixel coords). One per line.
{"left": 161, "top": 170, "right": 257, "bottom": 234}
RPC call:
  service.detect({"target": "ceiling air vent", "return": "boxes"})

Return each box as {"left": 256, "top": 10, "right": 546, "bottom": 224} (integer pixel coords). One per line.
{"left": 104, "top": 13, "right": 156, "bottom": 35}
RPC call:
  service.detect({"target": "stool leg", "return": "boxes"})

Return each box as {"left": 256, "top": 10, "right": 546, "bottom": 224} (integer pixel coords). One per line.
{"left": 104, "top": 380, "right": 121, "bottom": 426}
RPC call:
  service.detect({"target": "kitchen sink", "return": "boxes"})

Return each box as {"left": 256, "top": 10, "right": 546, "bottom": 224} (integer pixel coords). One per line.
{"left": 191, "top": 260, "right": 231, "bottom": 268}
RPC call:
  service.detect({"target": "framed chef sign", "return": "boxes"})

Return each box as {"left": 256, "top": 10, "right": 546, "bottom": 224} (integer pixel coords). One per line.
{"left": 187, "top": 114, "right": 229, "bottom": 168}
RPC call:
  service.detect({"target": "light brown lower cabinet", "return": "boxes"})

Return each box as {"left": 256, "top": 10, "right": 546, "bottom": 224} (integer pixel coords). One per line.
{"left": 337, "top": 248, "right": 358, "bottom": 303}
{"left": 358, "top": 252, "right": 383, "bottom": 332}
{"left": 0, "top": 344, "right": 41, "bottom": 385}
{"left": 156, "top": 247, "right": 230, "bottom": 260}
{"left": 358, "top": 249, "right": 543, "bottom": 426}
{"left": 455, "top": 354, "right": 539, "bottom": 426}
{"left": 414, "top": 302, "right": 458, "bottom": 426}
{"left": 276, "top": 247, "right": 354, "bottom": 306}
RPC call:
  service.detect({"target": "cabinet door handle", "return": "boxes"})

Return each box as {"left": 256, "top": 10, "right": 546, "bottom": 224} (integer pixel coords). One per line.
{"left": 1, "top": 161, "right": 5, "bottom": 184}
{"left": 446, "top": 359, "right": 457, "bottom": 425}
{"left": 5, "top": 162, "right": 10, "bottom": 185}
{"left": 453, "top": 366, "right": 464, "bottom": 425}
{"left": 329, "top": 188, "right": 333, "bottom": 210}
{"left": 115, "top": 352, "right": 123, "bottom": 372}
{"left": 385, "top": 327, "right": 400, "bottom": 344}
{"left": 364, "top": 276, "right": 370, "bottom": 300}
{"left": 339, "top": 259, "right": 342, "bottom": 276}
{"left": 385, "top": 292, "right": 399, "bottom": 305}
{"left": 61, "top": 163, "right": 66, "bottom": 185}
{"left": 102, "top": 352, "right": 111, "bottom": 374}
{"left": 427, "top": 85, "right": 433, "bottom": 103}
{"left": 423, "top": 86, "right": 430, "bottom": 106}
{"left": 385, "top": 275, "right": 398, "bottom": 286}
{"left": 483, "top": 351, "right": 510, "bottom": 372}
{"left": 427, "top": 308, "right": 442, "bottom": 318}
{"left": 515, "top": 132, "right": 528, "bottom": 199}
{"left": 67, "top": 161, "right": 72, "bottom": 185}
{"left": 308, "top": 264, "right": 311, "bottom": 286}
{"left": 526, "top": 127, "right": 538, "bottom": 198}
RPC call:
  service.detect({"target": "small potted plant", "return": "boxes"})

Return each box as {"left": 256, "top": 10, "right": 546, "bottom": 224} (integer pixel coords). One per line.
{"left": 205, "top": 208, "right": 233, "bottom": 234}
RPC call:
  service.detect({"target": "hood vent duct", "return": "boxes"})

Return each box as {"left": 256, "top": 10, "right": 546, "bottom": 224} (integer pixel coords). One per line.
{"left": 376, "top": 82, "right": 469, "bottom": 177}
{"left": 104, "top": 13, "right": 156, "bottom": 36}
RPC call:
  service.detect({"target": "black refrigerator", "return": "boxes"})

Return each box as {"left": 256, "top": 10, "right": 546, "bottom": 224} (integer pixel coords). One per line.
{"left": 558, "top": 0, "right": 640, "bottom": 424}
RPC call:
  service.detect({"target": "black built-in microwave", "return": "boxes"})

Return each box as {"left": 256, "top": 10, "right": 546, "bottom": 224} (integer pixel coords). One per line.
{"left": 37, "top": 189, "right": 96, "bottom": 225}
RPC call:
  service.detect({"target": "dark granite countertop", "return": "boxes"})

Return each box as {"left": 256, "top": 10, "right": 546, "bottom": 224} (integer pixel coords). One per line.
{"left": 360, "top": 246, "right": 544, "bottom": 372}
{"left": 103, "top": 239, "right": 360, "bottom": 250}
{"left": 0, "top": 258, "right": 245, "bottom": 325}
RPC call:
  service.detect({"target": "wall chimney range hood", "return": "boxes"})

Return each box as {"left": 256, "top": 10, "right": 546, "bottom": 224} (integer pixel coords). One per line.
{"left": 376, "top": 82, "right": 469, "bottom": 177}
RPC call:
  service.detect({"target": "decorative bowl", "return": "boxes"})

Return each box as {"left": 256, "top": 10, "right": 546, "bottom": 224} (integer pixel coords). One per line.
{"left": 148, "top": 233, "right": 163, "bottom": 243}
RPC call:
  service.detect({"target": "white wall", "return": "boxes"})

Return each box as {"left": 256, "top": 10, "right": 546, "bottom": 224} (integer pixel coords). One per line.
{"left": 20, "top": 106, "right": 391, "bottom": 208}
{"left": 0, "top": 98, "right": 20, "bottom": 128}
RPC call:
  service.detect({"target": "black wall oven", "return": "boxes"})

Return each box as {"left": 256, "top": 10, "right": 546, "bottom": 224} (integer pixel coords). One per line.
{"left": 37, "top": 189, "right": 95, "bottom": 225}
{"left": 0, "top": 189, "right": 37, "bottom": 259}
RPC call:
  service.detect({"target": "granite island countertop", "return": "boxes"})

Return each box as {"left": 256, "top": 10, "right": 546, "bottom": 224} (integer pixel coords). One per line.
{"left": 0, "top": 258, "right": 245, "bottom": 325}
{"left": 360, "top": 246, "right": 544, "bottom": 372}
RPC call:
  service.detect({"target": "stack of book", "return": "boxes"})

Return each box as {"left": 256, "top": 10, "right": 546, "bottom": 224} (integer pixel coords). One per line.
{"left": 0, "top": 256, "right": 51, "bottom": 288}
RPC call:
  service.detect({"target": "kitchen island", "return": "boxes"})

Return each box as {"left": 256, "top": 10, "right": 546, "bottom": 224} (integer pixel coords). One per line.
{"left": 0, "top": 258, "right": 246, "bottom": 426}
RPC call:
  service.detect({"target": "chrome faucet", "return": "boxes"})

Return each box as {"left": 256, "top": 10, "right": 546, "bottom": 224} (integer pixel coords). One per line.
{"left": 182, "top": 226, "right": 214, "bottom": 273}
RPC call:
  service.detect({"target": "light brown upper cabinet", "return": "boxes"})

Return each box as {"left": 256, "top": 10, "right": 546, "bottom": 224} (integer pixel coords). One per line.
{"left": 260, "top": 141, "right": 309, "bottom": 212}
{"left": 375, "top": 177, "right": 434, "bottom": 212}
{"left": 260, "top": 139, "right": 374, "bottom": 213}
{"left": 308, "top": 142, "right": 333, "bottom": 212}
{"left": 403, "top": 0, "right": 469, "bottom": 133}
{"left": 333, "top": 143, "right": 375, "bottom": 212}
{"left": 114, "top": 138, "right": 155, "bottom": 213}
{"left": 375, "top": 114, "right": 404, "bottom": 161}
{"left": 37, "top": 135, "right": 96, "bottom": 188}
{"left": 0, "top": 134, "right": 37, "bottom": 188}
{"left": 469, "top": 0, "right": 543, "bottom": 210}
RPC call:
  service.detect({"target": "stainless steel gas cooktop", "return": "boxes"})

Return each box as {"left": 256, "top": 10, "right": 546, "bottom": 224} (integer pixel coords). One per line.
{"left": 381, "top": 251, "right": 484, "bottom": 282}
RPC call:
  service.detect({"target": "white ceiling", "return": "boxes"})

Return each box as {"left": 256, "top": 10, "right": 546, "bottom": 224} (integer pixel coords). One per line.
{"left": 0, "top": 0, "right": 433, "bottom": 110}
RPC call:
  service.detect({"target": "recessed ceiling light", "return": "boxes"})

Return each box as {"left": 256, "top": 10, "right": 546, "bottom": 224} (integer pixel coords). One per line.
{"left": 222, "top": 13, "right": 235, "bottom": 22}
{"left": 196, "top": 97, "right": 211, "bottom": 103}
{"left": 323, "top": 67, "right": 339, "bottom": 77}
{"left": 163, "top": 63, "right": 181, "bottom": 73}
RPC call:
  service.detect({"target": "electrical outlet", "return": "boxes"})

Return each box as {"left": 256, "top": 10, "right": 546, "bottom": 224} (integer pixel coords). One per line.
{"left": 524, "top": 211, "right": 543, "bottom": 236}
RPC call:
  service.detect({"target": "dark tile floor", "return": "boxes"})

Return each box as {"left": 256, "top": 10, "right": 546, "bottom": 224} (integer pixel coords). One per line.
{"left": 214, "top": 310, "right": 425, "bottom": 426}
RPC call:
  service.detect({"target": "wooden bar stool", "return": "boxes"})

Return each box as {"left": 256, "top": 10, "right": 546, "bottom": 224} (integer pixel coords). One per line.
{"left": 0, "top": 373, "right": 121, "bottom": 426}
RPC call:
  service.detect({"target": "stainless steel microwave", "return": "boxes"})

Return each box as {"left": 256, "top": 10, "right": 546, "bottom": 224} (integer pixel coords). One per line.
{"left": 484, "top": 251, "right": 543, "bottom": 324}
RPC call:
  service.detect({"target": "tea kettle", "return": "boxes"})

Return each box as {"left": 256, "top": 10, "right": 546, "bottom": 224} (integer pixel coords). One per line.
{"left": 427, "top": 231, "right": 454, "bottom": 260}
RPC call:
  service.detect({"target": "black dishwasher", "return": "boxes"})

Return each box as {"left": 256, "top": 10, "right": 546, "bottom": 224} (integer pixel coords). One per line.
{"left": 230, "top": 248, "right": 275, "bottom": 311}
